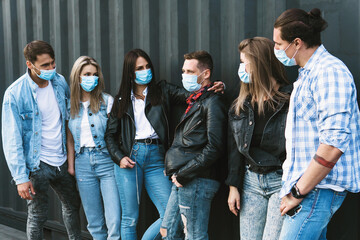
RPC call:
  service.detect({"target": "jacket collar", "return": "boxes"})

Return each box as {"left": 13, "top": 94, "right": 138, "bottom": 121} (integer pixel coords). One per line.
{"left": 180, "top": 90, "right": 213, "bottom": 123}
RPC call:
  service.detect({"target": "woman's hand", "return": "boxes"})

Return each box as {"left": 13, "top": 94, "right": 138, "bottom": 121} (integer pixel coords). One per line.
{"left": 228, "top": 186, "right": 241, "bottom": 216}
{"left": 68, "top": 166, "right": 75, "bottom": 176}
{"left": 120, "top": 157, "right": 136, "bottom": 168}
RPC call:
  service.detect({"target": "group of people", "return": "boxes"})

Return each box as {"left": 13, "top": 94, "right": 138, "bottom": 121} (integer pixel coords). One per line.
{"left": 2, "top": 7, "right": 360, "bottom": 240}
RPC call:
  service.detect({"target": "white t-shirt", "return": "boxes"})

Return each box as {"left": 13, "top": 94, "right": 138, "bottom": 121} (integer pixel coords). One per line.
{"left": 36, "top": 81, "right": 66, "bottom": 166}
{"left": 80, "top": 96, "right": 114, "bottom": 147}
{"left": 131, "top": 88, "right": 159, "bottom": 139}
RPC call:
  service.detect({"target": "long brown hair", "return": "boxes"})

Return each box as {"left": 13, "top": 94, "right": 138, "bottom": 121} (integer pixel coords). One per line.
{"left": 233, "top": 37, "right": 289, "bottom": 115}
{"left": 111, "top": 49, "right": 161, "bottom": 118}
{"left": 69, "top": 56, "right": 105, "bottom": 118}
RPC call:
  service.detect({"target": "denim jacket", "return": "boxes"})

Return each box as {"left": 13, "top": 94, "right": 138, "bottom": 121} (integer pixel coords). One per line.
{"left": 68, "top": 93, "right": 111, "bottom": 154}
{"left": 2, "top": 70, "right": 70, "bottom": 185}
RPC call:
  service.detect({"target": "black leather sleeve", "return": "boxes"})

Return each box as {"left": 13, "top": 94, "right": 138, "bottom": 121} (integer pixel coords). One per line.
{"left": 225, "top": 117, "right": 246, "bottom": 188}
{"left": 176, "top": 95, "right": 227, "bottom": 185}
{"left": 158, "top": 80, "right": 190, "bottom": 104}
{"left": 104, "top": 113, "right": 125, "bottom": 166}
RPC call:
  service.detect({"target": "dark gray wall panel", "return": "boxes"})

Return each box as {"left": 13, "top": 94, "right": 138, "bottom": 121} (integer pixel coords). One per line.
{"left": 0, "top": 0, "right": 358, "bottom": 239}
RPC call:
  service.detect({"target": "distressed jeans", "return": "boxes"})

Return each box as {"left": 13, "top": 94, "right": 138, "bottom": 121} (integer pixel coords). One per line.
{"left": 114, "top": 142, "right": 172, "bottom": 240}
{"left": 161, "top": 178, "right": 220, "bottom": 240}
{"left": 75, "top": 148, "right": 121, "bottom": 240}
{"left": 240, "top": 167, "right": 284, "bottom": 240}
{"left": 27, "top": 161, "right": 81, "bottom": 240}
{"left": 279, "top": 188, "right": 347, "bottom": 240}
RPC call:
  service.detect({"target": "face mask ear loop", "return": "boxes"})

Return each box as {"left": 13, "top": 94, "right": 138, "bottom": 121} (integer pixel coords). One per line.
{"left": 198, "top": 70, "right": 207, "bottom": 86}
{"left": 284, "top": 42, "right": 293, "bottom": 52}
{"left": 291, "top": 48, "right": 299, "bottom": 59}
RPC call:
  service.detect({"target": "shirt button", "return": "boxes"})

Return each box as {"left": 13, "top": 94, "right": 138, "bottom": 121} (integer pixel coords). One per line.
{"left": 89, "top": 113, "right": 92, "bottom": 116}
{"left": 244, "top": 143, "right": 248, "bottom": 148}
{"left": 36, "top": 112, "right": 39, "bottom": 115}
{"left": 249, "top": 121, "right": 253, "bottom": 126}
{"left": 34, "top": 150, "right": 37, "bottom": 153}
{"left": 35, "top": 132, "right": 38, "bottom": 135}
{"left": 98, "top": 145, "right": 101, "bottom": 148}
{"left": 94, "top": 135, "right": 97, "bottom": 138}
{"left": 91, "top": 124, "right": 94, "bottom": 127}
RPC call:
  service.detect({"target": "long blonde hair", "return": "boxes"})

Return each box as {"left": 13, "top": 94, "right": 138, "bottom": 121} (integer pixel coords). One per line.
{"left": 233, "top": 37, "right": 289, "bottom": 115}
{"left": 70, "top": 56, "right": 105, "bottom": 118}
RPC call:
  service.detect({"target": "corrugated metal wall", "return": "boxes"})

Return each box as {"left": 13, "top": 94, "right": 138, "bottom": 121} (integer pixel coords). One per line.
{"left": 0, "top": 0, "right": 359, "bottom": 239}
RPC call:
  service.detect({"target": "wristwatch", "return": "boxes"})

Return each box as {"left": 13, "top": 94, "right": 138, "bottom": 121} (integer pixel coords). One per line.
{"left": 290, "top": 184, "right": 307, "bottom": 199}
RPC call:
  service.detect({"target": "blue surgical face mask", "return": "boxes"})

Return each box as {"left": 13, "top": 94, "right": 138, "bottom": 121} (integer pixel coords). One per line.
{"left": 80, "top": 76, "right": 99, "bottom": 92}
{"left": 32, "top": 64, "right": 56, "bottom": 81}
{"left": 135, "top": 68, "right": 152, "bottom": 85}
{"left": 182, "top": 71, "right": 205, "bottom": 92}
{"left": 274, "top": 42, "right": 298, "bottom": 66}
{"left": 238, "top": 63, "right": 250, "bottom": 83}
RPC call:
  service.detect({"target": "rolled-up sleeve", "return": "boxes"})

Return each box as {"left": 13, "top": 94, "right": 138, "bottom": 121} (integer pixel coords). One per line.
{"left": 313, "top": 67, "right": 354, "bottom": 153}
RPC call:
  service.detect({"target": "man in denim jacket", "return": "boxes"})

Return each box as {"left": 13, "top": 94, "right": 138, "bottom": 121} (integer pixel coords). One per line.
{"left": 2, "top": 40, "right": 81, "bottom": 239}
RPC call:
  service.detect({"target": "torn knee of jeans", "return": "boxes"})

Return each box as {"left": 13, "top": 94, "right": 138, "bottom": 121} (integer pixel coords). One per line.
{"left": 179, "top": 204, "right": 190, "bottom": 210}
{"left": 123, "top": 217, "right": 137, "bottom": 227}
{"left": 160, "top": 227, "right": 167, "bottom": 237}
{"left": 181, "top": 213, "right": 187, "bottom": 236}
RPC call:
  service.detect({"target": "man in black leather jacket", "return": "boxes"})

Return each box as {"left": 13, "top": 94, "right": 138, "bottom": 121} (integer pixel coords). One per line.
{"left": 160, "top": 51, "right": 227, "bottom": 240}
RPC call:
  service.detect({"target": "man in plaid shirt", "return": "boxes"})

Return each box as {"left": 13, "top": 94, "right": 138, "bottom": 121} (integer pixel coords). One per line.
{"left": 273, "top": 8, "right": 360, "bottom": 240}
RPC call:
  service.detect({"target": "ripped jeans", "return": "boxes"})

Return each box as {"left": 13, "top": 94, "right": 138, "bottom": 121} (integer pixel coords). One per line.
{"left": 161, "top": 178, "right": 220, "bottom": 240}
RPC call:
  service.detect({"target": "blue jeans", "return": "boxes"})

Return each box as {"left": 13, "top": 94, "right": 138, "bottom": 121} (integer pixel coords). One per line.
{"left": 279, "top": 188, "right": 347, "bottom": 240}
{"left": 114, "top": 142, "right": 172, "bottom": 240}
{"left": 161, "top": 178, "right": 220, "bottom": 240}
{"left": 75, "top": 148, "right": 121, "bottom": 240}
{"left": 240, "top": 168, "right": 284, "bottom": 240}
{"left": 27, "top": 161, "right": 81, "bottom": 240}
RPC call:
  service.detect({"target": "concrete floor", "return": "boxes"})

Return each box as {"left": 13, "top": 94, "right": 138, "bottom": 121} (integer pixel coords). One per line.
{"left": 0, "top": 224, "right": 26, "bottom": 240}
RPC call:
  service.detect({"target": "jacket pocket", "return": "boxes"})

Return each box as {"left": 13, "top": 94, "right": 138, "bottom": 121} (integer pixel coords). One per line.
{"left": 20, "top": 112, "right": 34, "bottom": 131}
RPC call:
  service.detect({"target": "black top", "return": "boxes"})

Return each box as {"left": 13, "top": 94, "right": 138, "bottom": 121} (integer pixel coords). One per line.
{"left": 250, "top": 101, "right": 278, "bottom": 148}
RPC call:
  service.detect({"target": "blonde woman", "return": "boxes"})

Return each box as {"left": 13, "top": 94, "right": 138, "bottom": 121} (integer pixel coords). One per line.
{"left": 67, "top": 56, "right": 120, "bottom": 239}
{"left": 226, "top": 37, "right": 291, "bottom": 240}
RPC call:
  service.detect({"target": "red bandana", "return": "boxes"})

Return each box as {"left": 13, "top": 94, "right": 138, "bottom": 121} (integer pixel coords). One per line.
{"left": 184, "top": 83, "right": 213, "bottom": 115}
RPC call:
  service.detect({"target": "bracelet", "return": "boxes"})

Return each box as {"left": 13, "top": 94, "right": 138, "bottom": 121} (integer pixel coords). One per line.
{"left": 313, "top": 154, "right": 335, "bottom": 169}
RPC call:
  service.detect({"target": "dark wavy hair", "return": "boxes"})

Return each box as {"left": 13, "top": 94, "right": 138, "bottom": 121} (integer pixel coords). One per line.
{"left": 111, "top": 49, "right": 162, "bottom": 118}
{"left": 274, "top": 8, "right": 328, "bottom": 48}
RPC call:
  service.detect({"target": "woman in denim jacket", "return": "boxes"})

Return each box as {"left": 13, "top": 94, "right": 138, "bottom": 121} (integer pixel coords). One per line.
{"left": 226, "top": 37, "right": 291, "bottom": 240}
{"left": 67, "top": 56, "right": 121, "bottom": 240}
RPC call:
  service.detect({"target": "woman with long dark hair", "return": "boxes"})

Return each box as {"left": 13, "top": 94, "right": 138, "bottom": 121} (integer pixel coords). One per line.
{"left": 105, "top": 49, "right": 207, "bottom": 240}
{"left": 227, "top": 37, "right": 291, "bottom": 240}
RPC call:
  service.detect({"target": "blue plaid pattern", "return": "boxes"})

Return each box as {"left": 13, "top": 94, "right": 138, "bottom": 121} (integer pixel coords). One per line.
{"left": 280, "top": 45, "right": 360, "bottom": 198}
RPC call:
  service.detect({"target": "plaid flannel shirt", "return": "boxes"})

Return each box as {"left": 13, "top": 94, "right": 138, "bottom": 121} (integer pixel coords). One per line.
{"left": 280, "top": 45, "right": 360, "bottom": 198}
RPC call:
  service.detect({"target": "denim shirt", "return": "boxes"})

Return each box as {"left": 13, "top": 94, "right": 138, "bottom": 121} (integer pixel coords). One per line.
{"left": 68, "top": 93, "right": 111, "bottom": 154}
{"left": 2, "top": 70, "right": 70, "bottom": 185}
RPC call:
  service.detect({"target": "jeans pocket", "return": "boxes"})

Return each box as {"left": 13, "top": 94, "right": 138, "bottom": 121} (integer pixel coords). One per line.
{"left": 29, "top": 169, "right": 41, "bottom": 179}
{"left": 286, "top": 204, "right": 302, "bottom": 218}
{"left": 203, "top": 181, "right": 220, "bottom": 200}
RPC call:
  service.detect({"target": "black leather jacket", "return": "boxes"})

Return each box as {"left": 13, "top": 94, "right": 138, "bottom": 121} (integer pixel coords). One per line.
{"left": 165, "top": 90, "right": 227, "bottom": 186}
{"left": 226, "top": 84, "right": 292, "bottom": 188}
{"left": 105, "top": 80, "right": 189, "bottom": 166}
